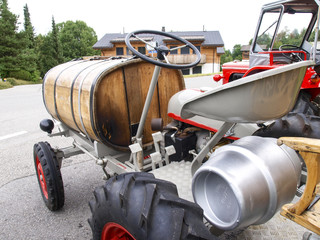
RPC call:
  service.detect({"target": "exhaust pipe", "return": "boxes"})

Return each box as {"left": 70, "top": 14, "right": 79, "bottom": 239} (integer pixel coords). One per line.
{"left": 192, "top": 136, "right": 301, "bottom": 230}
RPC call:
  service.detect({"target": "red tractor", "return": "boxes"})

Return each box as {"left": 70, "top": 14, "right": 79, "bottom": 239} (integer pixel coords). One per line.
{"left": 215, "top": 0, "right": 320, "bottom": 139}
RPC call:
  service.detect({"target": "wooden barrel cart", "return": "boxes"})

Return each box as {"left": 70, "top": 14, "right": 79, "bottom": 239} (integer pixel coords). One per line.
{"left": 43, "top": 57, "right": 185, "bottom": 150}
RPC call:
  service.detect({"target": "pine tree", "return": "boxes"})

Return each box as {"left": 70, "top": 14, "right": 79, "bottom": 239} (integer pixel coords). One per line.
{"left": 23, "top": 4, "right": 35, "bottom": 48}
{"left": 0, "top": 0, "right": 21, "bottom": 77}
{"left": 36, "top": 16, "right": 63, "bottom": 77}
{"left": 51, "top": 16, "right": 63, "bottom": 63}
{"left": 14, "top": 3, "right": 39, "bottom": 81}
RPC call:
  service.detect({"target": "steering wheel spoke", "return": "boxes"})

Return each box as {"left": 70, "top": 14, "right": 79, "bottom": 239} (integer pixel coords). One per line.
{"left": 162, "top": 53, "right": 170, "bottom": 64}
{"left": 125, "top": 30, "right": 201, "bottom": 69}
{"left": 132, "top": 34, "right": 156, "bottom": 50}
{"left": 169, "top": 45, "right": 188, "bottom": 52}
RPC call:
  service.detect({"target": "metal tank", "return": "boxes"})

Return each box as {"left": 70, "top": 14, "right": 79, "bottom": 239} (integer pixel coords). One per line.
{"left": 192, "top": 136, "right": 301, "bottom": 230}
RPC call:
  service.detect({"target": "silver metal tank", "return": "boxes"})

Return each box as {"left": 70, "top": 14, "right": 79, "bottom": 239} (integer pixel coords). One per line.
{"left": 192, "top": 136, "right": 301, "bottom": 230}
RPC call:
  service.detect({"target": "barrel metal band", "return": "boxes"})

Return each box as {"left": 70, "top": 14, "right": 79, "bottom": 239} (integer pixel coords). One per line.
{"left": 89, "top": 58, "right": 129, "bottom": 145}
{"left": 53, "top": 60, "right": 86, "bottom": 123}
{"left": 70, "top": 60, "right": 107, "bottom": 132}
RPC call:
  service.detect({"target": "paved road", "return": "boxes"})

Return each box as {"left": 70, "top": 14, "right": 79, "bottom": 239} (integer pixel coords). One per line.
{"left": 0, "top": 84, "right": 103, "bottom": 239}
{"left": 0, "top": 76, "right": 219, "bottom": 240}
{"left": 0, "top": 78, "right": 314, "bottom": 240}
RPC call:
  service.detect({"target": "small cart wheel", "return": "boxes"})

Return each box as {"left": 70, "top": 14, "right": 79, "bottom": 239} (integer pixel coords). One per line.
{"left": 88, "top": 172, "right": 215, "bottom": 240}
{"left": 33, "top": 142, "right": 64, "bottom": 211}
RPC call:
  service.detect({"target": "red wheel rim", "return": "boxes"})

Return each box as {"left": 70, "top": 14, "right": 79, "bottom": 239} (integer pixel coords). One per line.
{"left": 101, "top": 222, "right": 136, "bottom": 240}
{"left": 36, "top": 155, "right": 48, "bottom": 199}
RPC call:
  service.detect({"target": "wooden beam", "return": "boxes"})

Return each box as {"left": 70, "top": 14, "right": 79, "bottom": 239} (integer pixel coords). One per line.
{"left": 278, "top": 137, "right": 320, "bottom": 234}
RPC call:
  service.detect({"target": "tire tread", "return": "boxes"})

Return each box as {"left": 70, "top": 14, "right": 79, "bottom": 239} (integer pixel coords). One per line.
{"left": 33, "top": 141, "right": 64, "bottom": 211}
{"left": 89, "top": 172, "right": 215, "bottom": 240}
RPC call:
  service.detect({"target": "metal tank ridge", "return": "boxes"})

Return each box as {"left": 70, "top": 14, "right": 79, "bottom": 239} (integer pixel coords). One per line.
{"left": 42, "top": 57, "right": 185, "bottom": 150}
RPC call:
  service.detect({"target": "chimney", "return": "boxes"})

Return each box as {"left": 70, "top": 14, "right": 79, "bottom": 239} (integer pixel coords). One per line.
{"left": 162, "top": 26, "right": 166, "bottom": 32}
{"left": 203, "top": 25, "right": 206, "bottom": 32}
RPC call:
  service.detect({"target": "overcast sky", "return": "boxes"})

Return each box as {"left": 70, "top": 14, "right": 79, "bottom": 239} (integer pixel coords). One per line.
{"left": 8, "top": 0, "right": 271, "bottom": 50}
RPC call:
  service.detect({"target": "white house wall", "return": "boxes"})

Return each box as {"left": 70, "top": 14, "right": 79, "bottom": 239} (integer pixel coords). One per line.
{"left": 201, "top": 63, "right": 220, "bottom": 74}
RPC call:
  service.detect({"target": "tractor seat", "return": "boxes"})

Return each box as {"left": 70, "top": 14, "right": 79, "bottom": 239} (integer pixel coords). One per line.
{"left": 168, "top": 60, "right": 314, "bottom": 124}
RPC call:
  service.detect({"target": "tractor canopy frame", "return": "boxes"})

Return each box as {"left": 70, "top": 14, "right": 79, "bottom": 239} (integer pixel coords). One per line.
{"left": 251, "top": 0, "right": 320, "bottom": 66}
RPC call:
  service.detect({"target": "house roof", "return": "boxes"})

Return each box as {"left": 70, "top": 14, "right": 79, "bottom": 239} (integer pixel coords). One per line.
{"left": 241, "top": 45, "right": 251, "bottom": 52}
{"left": 93, "top": 31, "right": 224, "bottom": 49}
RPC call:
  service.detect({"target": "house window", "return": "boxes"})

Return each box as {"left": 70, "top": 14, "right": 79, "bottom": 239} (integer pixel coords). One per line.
{"left": 116, "top": 47, "right": 124, "bottom": 55}
{"left": 138, "top": 47, "right": 146, "bottom": 54}
{"left": 193, "top": 46, "right": 201, "bottom": 54}
{"left": 192, "top": 66, "right": 202, "bottom": 74}
{"left": 170, "top": 46, "right": 178, "bottom": 54}
{"left": 181, "top": 47, "right": 190, "bottom": 55}
{"left": 181, "top": 69, "right": 190, "bottom": 75}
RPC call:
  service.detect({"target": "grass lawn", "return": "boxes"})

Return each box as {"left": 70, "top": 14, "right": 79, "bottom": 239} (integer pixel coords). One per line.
{"left": 0, "top": 78, "right": 42, "bottom": 90}
{"left": 183, "top": 72, "right": 221, "bottom": 78}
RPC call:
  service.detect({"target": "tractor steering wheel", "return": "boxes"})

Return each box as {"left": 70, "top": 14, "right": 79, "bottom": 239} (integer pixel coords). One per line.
{"left": 125, "top": 30, "right": 201, "bottom": 69}
{"left": 279, "top": 44, "right": 306, "bottom": 62}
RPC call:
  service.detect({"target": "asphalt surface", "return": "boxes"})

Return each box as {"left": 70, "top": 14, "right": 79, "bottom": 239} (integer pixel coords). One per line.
{"left": 0, "top": 76, "right": 218, "bottom": 240}
{"left": 0, "top": 84, "right": 102, "bottom": 239}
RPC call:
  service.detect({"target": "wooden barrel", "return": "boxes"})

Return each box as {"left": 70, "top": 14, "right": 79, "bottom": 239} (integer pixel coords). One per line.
{"left": 43, "top": 57, "right": 185, "bottom": 150}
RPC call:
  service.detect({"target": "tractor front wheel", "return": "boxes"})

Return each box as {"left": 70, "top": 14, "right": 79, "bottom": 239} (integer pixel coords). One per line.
{"left": 88, "top": 172, "right": 215, "bottom": 240}
{"left": 33, "top": 142, "right": 64, "bottom": 211}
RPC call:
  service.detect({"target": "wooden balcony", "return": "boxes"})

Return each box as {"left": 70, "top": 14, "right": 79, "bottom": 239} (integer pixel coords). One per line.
{"left": 167, "top": 54, "right": 206, "bottom": 65}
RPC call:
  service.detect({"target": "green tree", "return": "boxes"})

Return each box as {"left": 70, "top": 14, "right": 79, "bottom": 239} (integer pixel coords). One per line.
{"left": 51, "top": 17, "right": 63, "bottom": 63}
{"left": 36, "top": 34, "right": 54, "bottom": 77}
{"left": 231, "top": 44, "right": 242, "bottom": 61}
{"left": 220, "top": 48, "right": 233, "bottom": 69}
{"left": 0, "top": 1, "right": 39, "bottom": 81}
{"left": 23, "top": 4, "right": 35, "bottom": 48}
{"left": 0, "top": 0, "right": 21, "bottom": 77}
{"left": 309, "top": 28, "right": 316, "bottom": 42}
{"left": 57, "top": 20, "right": 99, "bottom": 61}
{"left": 36, "top": 17, "right": 63, "bottom": 77}
{"left": 15, "top": 3, "right": 40, "bottom": 82}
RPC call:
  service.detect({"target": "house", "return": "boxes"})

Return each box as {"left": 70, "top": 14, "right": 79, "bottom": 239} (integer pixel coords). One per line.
{"left": 241, "top": 44, "right": 267, "bottom": 60}
{"left": 241, "top": 45, "right": 251, "bottom": 60}
{"left": 93, "top": 30, "right": 225, "bottom": 75}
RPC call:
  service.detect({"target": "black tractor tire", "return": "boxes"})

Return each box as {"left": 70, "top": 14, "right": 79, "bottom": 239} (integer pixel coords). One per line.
{"left": 291, "top": 90, "right": 319, "bottom": 116}
{"left": 88, "top": 172, "right": 216, "bottom": 240}
{"left": 253, "top": 112, "right": 320, "bottom": 139}
{"left": 33, "top": 142, "right": 64, "bottom": 211}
